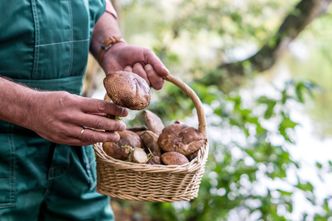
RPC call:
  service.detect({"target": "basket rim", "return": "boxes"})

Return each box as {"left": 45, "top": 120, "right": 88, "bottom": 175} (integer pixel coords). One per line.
{"left": 96, "top": 188, "right": 197, "bottom": 202}
{"left": 93, "top": 142, "right": 209, "bottom": 173}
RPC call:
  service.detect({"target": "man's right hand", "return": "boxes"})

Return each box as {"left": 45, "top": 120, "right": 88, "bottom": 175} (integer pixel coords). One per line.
{"left": 27, "top": 91, "right": 128, "bottom": 146}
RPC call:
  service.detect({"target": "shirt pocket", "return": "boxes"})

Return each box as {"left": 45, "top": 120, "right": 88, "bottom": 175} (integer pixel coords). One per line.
{"left": 0, "top": 134, "right": 16, "bottom": 208}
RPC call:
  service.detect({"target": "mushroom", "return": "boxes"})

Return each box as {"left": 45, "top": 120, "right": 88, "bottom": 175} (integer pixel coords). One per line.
{"left": 158, "top": 121, "right": 206, "bottom": 156}
{"left": 161, "top": 152, "right": 189, "bottom": 165}
{"left": 103, "top": 142, "right": 132, "bottom": 161}
{"left": 140, "top": 130, "right": 161, "bottom": 157}
{"left": 102, "top": 130, "right": 142, "bottom": 160}
{"left": 131, "top": 147, "right": 149, "bottom": 164}
{"left": 104, "top": 71, "right": 151, "bottom": 110}
{"left": 147, "top": 156, "right": 161, "bottom": 165}
{"left": 143, "top": 110, "right": 165, "bottom": 135}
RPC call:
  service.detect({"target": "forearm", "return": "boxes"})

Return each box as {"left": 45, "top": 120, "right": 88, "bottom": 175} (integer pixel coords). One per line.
{"left": 0, "top": 77, "right": 38, "bottom": 128}
{"left": 90, "top": 1, "right": 123, "bottom": 65}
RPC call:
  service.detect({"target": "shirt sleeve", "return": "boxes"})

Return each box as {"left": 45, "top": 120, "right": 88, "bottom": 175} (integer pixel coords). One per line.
{"left": 88, "top": 0, "right": 106, "bottom": 37}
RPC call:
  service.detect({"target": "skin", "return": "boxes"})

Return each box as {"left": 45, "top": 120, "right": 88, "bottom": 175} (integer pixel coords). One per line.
{"left": 0, "top": 2, "right": 169, "bottom": 146}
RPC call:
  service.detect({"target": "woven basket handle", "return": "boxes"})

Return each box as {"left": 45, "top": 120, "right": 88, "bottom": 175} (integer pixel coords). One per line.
{"left": 164, "top": 74, "right": 206, "bottom": 136}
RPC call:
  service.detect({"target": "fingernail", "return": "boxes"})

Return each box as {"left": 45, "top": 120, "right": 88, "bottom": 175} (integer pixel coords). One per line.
{"left": 119, "top": 122, "right": 126, "bottom": 130}
{"left": 121, "top": 108, "right": 128, "bottom": 116}
{"left": 144, "top": 64, "right": 152, "bottom": 71}
{"left": 162, "top": 66, "right": 169, "bottom": 75}
{"left": 112, "top": 132, "right": 120, "bottom": 141}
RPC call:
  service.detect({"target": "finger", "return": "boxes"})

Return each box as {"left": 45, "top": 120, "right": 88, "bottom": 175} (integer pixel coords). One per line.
{"left": 144, "top": 64, "right": 164, "bottom": 90}
{"left": 133, "top": 63, "right": 149, "bottom": 84}
{"left": 36, "top": 131, "right": 84, "bottom": 146}
{"left": 144, "top": 49, "right": 169, "bottom": 77}
{"left": 124, "top": 66, "right": 133, "bottom": 72}
{"left": 76, "top": 127, "right": 121, "bottom": 144}
{"left": 78, "top": 114, "right": 126, "bottom": 131}
{"left": 65, "top": 138, "right": 86, "bottom": 146}
{"left": 79, "top": 98, "right": 128, "bottom": 117}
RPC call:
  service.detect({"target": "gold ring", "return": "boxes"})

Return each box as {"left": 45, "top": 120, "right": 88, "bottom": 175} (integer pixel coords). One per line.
{"left": 80, "top": 128, "right": 85, "bottom": 135}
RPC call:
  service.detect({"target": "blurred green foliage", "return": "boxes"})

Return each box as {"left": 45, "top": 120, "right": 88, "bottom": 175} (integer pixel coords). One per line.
{"left": 144, "top": 80, "right": 324, "bottom": 221}
{"left": 286, "top": 12, "right": 332, "bottom": 136}
{"left": 121, "top": 0, "right": 296, "bottom": 78}
{"left": 113, "top": 0, "right": 332, "bottom": 220}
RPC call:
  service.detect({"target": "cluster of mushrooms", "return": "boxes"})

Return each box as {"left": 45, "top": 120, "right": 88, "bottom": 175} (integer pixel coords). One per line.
{"left": 102, "top": 71, "right": 206, "bottom": 165}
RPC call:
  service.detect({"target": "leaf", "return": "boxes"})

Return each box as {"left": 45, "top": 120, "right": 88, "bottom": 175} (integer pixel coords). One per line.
{"left": 278, "top": 113, "right": 298, "bottom": 143}
{"left": 295, "top": 81, "right": 318, "bottom": 103}
{"left": 296, "top": 181, "right": 314, "bottom": 193}
{"left": 295, "top": 82, "right": 306, "bottom": 103}
{"left": 315, "top": 161, "right": 323, "bottom": 170}
{"left": 257, "top": 96, "right": 278, "bottom": 119}
{"left": 276, "top": 189, "right": 293, "bottom": 197}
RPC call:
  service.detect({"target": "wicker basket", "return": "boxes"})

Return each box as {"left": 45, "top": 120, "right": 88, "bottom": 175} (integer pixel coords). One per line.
{"left": 93, "top": 74, "right": 208, "bottom": 202}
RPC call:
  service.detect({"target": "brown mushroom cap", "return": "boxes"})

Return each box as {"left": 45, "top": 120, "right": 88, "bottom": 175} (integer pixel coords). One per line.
{"left": 161, "top": 152, "right": 189, "bottom": 165}
{"left": 140, "top": 130, "right": 161, "bottom": 156}
{"left": 117, "top": 130, "right": 142, "bottom": 148}
{"left": 158, "top": 122, "right": 206, "bottom": 156}
{"left": 102, "top": 130, "right": 142, "bottom": 160}
{"left": 103, "top": 142, "right": 132, "bottom": 160}
{"left": 104, "top": 71, "right": 151, "bottom": 110}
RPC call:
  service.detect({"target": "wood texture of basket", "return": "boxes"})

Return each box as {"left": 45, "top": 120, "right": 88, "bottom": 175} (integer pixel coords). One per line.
{"left": 93, "top": 74, "right": 208, "bottom": 202}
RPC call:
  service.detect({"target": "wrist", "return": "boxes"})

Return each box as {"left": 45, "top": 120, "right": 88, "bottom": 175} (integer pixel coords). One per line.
{"left": 100, "top": 41, "right": 127, "bottom": 72}
{"left": 98, "top": 36, "right": 126, "bottom": 65}
{"left": 19, "top": 90, "right": 43, "bottom": 130}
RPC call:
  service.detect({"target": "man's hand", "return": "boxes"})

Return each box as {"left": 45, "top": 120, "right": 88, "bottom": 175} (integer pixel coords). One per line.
{"left": 27, "top": 91, "right": 128, "bottom": 146}
{"left": 90, "top": 1, "right": 169, "bottom": 90}
{"left": 101, "top": 42, "right": 169, "bottom": 90}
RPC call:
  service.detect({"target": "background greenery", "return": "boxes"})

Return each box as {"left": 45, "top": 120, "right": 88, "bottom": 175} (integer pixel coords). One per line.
{"left": 86, "top": 0, "right": 332, "bottom": 220}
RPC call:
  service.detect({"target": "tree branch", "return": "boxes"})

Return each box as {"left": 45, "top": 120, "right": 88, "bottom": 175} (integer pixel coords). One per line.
{"left": 203, "top": 0, "right": 331, "bottom": 84}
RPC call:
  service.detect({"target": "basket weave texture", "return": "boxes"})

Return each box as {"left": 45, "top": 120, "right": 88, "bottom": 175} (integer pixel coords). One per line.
{"left": 94, "top": 74, "right": 208, "bottom": 202}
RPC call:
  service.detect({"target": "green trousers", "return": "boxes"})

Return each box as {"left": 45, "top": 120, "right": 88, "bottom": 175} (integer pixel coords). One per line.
{"left": 0, "top": 0, "right": 114, "bottom": 220}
